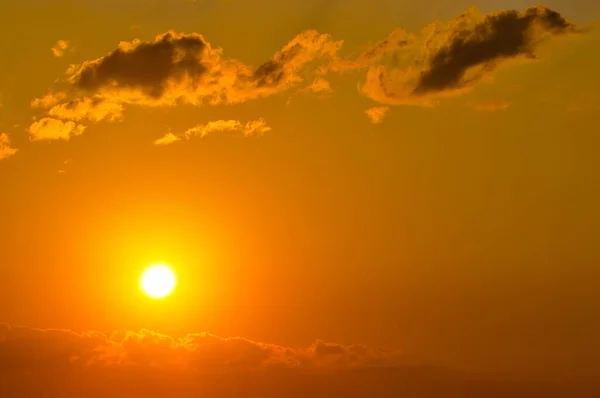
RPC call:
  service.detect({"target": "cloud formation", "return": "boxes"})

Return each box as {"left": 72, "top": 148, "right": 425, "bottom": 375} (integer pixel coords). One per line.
{"left": 306, "top": 77, "right": 332, "bottom": 93}
{"left": 0, "top": 324, "right": 404, "bottom": 371}
{"left": 28, "top": 4, "right": 578, "bottom": 139}
{"left": 154, "top": 118, "right": 271, "bottom": 145}
{"left": 0, "top": 133, "right": 18, "bottom": 160}
{"left": 48, "top": 97, "right": 124, "bottom": 122}
{"left": 365, "top": 106, "right": 390, "bottom": 124}
{"left": 1, "top": 324, "right": 595, "bottom": 398}
{"left": 51, "top": 40, "right": 70, "bottom": 57}
{"left": 31, "top": 91, "right": 67, "bottom": 109}
{"left": 359, "top": 5, "right": 576, "bottom": 105}
{"left": 66, "top": 29, "right": 341, "bottom": 110}
{"left": 27, "top": 118, "right": 86, "bottom": 141}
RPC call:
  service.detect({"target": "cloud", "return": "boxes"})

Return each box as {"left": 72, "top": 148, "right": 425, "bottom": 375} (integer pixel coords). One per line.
{"left": 365, "top": 106, "right": 390, "bottom": 124}
{"left": 469, "top": 99, "right": 511, "bottom": 111}
{"left": 65, "top": 29, "right": 342, "bottom": 110}
{"left": 0, "top": 133, "right": 18, "bottom": 160}
{"left": 154, "top": 132, "right": 181, "bottom": 146}
{"left": 154, "top": 118, "right": 271, "bottom": 145}
{"left": 0, "top": 324, "right": 405, "bottom": 371}
{"left": 319, "top": 28, "right": 415, "bottom": 74}
{"left": 306, "top": 77, "right": 332, "bottom": 93}
{"left": 31, "top": 91, "right": 67, "bottom": 109}
{"left": 27, "top": 118, "right": 86, "bottom": 141}
{"left": 1, "top": 324, "right": 595, "bottom": 398}
{"left": 358, "top": 6, "right": 576, "bottom": 105}
{"left": 48, "top": 97, "right": 124, "bottom": 122}
{"left": 51, "top": 40, "right": 70, "bottom": 57}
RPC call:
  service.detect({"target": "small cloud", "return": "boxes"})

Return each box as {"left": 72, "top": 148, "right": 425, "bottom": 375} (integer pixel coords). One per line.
{"left": 365, "top": 106, "right": 390, "bottom": 124}
{"left": 27, "top": 118, "right": 86, "bottom": 141}
{"left": 31, "top": 92, "right": 67, "bottom": 109}
{"left": 306, "top": 77, "right": 332, "bottom": 93}
{"left": 469, "top": 99, "right": 511, "bottom": 111}
{"left": 51, "top": 40, "right": 70, "bottom": 57}
{"left": 155, "top": 118, "right": 271, "bottom": 145}
{"left": 0, "top": 133, "right": 18, "bottom": 160}
{"left": 154, "top": 132, "right": 181, "bottom": 146}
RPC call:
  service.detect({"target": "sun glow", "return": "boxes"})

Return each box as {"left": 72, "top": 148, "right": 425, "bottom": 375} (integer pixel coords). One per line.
{"left": 141, "top": 264, "right": 176, "bottom": 298}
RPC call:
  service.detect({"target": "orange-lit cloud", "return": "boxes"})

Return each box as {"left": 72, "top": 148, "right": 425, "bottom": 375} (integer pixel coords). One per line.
{"left": 319, "top": 28, "right": 414, "bottom": 74}
{"left": 358, "top": 6, "right": 576, "bottom": 106}
{"left": 0, "top": 133, "right": 18, "bottom": 160}
{"left": 31, "top": 91, "right": 67, "bottom": 109}
{"left": 48, "top": 97, "right": 124, "bottom": 122}
{"left": 154, "top": 118, "right": 271, "bottom": 145}
{"left": 0, "top": 324, "right": 405, "bottom": 371}
{"left": 51, "top": 40, "right": 70, "bottom": 57}
{"left": 306, "top": 77, "right": 332, "bottom": 93}
{"left": 365, "top": 106, "right": 390, "bottom": 124}
{"left": 27, "top": 117, "right": 86, "bottom": 141}
{"left": 31, "top": 4, "right": 578, "bottom": 130}
{"left": 1, "top": 324, "right": 593, "bottom": 397}
{"left": 66, "top": 30, "right": 341, "bottom": 109}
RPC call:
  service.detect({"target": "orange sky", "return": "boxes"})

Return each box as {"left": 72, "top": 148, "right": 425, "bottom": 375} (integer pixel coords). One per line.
{"left": 1, "top": 1, "right": 600, "bottom": 396}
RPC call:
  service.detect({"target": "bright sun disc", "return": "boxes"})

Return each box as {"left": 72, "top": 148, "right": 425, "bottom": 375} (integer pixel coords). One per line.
{"left": 141, "top": 265, "right": 176, "bottom": 298}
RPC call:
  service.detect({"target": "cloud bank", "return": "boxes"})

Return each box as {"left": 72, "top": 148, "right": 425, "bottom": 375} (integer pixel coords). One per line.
{"left": 1, "top": 324, "right": 596, "bottom": 398}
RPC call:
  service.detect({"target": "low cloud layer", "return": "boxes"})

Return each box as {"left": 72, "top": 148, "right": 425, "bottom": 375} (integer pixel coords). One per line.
{"left": 1, "top": 324, "right": 596, "bottom": 398}
{"left": 0, "top": 133, "right": 18, "bottom": 160}
{"left": 48, "top": 97, "right": 124, "bottom": 122}
{"left": 0, "top": 324, "right": 404, "bottom": 371}
{"left": 154, "top": 118, "right": 271, "bottom": 145}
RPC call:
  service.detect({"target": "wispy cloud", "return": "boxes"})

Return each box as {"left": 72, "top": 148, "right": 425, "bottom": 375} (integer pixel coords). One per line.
{"left": 48, "top": 97, "right": 124, "bottom": 122}
{"left": 31, "top": 91, "right": 67, "bottom": 109}
{"left": 154, "top": 118, "right": 271, "bottom": 145}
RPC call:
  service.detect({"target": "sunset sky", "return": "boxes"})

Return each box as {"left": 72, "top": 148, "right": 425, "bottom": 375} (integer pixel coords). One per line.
{"left": 1, "top": 1, "right": 600, "bottom": 396}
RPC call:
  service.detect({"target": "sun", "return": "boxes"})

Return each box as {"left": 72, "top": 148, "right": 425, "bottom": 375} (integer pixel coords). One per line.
{"left": 141, "top": 264, "right": 176, "bottom": 298}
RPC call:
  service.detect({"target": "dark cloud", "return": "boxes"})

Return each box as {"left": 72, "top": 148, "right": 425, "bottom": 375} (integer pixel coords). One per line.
{"left": 72, "top": 31, "right": 208, "bottom": 98}
{"left": 63, "top": 29, "right": 341, "bottom": 112}
{"left": 359, "top": 5, "right": 577, "bottom": 105}
{"left": 413, "top": 6, "right": 574, "bottom": 95}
